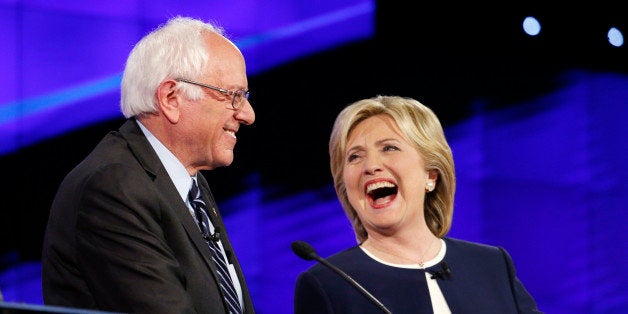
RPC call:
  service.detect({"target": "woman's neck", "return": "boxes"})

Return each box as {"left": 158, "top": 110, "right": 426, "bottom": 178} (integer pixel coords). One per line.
{"left": 362, "top": 232, "right": 441, "bottom": 267}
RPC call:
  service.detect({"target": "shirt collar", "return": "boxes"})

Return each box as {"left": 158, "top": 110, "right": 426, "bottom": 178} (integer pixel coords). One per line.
{"left": 136, "top": 119, "right": 194, "bottom": 201}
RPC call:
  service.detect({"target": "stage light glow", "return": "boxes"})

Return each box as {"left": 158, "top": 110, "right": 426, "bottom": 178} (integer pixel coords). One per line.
{"left": 523, "top": 16, "right": 541, "bottom": 36}
{"left": 608, "top": 27, "right": 624, "bottom": 47}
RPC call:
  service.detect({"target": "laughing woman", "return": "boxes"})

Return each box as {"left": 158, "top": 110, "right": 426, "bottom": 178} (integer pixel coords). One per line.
{"left": 293, "top": 95, "right": 542, "bottom": 314}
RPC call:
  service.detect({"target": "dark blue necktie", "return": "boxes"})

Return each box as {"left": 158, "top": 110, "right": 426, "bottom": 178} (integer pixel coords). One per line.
{"left": 189, "top": 180, "right": 242, "bottom": 314}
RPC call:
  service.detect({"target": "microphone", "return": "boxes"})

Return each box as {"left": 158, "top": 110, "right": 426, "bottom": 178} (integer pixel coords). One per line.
{"left": 291, "top": 241, "right": 393, "bottom": 314}
{"left": 202, "top": 226, "right": 221, "bottom": 242}
{"left": 430, "top": 261, "right": 452, "bottom": 280}
{"left": 204, "top": 227, "right": 235, "bottom": 264}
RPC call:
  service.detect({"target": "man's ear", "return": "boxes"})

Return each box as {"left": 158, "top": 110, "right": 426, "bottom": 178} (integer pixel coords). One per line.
{"left": 156, "top": 80, "right": 180, "bottom": 123}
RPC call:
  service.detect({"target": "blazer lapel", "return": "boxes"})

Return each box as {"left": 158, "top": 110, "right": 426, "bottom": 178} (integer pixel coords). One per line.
{"left": 118, "top": 119, "right": 217, "bottom": 272}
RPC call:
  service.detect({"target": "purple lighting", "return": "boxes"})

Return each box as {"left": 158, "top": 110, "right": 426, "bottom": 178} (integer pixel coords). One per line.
{"left": 0, "top": 0, "right": 374, "bottom": 155}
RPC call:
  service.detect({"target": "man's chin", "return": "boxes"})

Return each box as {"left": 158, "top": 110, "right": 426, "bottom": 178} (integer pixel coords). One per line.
{"left": 214, "top": 153, "right": 234, "bottom": 168}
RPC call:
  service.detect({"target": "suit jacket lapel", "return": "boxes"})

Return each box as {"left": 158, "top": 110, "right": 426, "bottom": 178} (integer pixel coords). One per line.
{"left": 118, "top": 119, "right": 217, "bottom": 273}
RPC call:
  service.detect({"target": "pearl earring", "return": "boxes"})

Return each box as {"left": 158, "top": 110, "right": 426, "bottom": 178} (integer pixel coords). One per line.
{"left": 425, "top": 181, "right": 435, "bottom": 192}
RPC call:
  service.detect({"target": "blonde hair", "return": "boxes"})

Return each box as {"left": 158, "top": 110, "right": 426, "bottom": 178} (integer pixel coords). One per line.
{"left": 329, "top": 95, "right": 456, "bottom": 243}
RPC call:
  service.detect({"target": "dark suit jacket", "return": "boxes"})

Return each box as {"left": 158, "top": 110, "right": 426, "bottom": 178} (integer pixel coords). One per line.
{"left": 42, "top": 119, "right": 255, "bottom": 314}
{"left": 427, "top": 238, "right": 541, "bottom": 313}
{"left": 295, "top": 237, "right": 542, "bottom": 313}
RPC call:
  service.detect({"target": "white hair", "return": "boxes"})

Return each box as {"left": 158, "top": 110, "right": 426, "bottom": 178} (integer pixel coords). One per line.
{"left": 120, "top": 16, "right": 225, "bottom": 118}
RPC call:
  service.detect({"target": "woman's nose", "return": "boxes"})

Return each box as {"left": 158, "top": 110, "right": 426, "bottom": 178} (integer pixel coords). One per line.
{"left": 363, "top": 155, "right": 383, "bottom": 175}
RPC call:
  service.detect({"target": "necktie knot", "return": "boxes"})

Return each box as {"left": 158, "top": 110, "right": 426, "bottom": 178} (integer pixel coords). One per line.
{"left": 189, "top": 180, "right": 205, "bottom": 207}
{"left": 189, "top": 180, "right": 211, "bottom": 238}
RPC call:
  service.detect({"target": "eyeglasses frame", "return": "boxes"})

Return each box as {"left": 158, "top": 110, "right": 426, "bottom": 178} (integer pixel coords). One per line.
{"left": 175, "top": 78, "right": 249, "bottom": 110}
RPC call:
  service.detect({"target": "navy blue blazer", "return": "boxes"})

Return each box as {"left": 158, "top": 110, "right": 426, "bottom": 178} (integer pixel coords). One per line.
{"left": 294, "top": 237, "right": 542, "bottom": 313}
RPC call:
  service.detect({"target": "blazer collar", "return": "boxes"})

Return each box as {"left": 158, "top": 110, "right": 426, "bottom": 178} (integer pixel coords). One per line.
{"left": 118, "top": 119, "right": 162, "bottom": 179}
{"left": 118, "top": 119, "right": 218, "bottom": 271}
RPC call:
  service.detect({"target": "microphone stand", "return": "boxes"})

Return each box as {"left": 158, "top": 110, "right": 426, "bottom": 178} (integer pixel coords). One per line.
{"left": 311, "top": 255, "right": 393, "bottom": 314}
{"left": 292, "top": 241, "right": 392, "bottom": 314}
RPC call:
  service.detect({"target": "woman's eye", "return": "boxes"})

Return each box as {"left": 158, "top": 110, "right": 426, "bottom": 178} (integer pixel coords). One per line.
{"left": 383, "top": 145, "right": 399, "bottom": 152}
{"left": 347, "top": 153, "right": 360, "bottom": 162}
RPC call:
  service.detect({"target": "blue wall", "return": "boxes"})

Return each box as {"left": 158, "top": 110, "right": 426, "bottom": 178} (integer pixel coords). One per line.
{"left": 0, "top": 0, "right": 374, "bottom": 154}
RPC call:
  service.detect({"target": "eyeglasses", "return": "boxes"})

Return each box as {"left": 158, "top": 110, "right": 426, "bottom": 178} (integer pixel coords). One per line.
{"left": 175, "top": 78, "right": 250, "bottom": 110}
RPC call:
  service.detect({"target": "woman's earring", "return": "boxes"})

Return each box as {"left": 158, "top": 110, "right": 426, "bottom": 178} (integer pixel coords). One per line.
{"left": 425, "top": 181, "right": 435, "bottom": 192}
